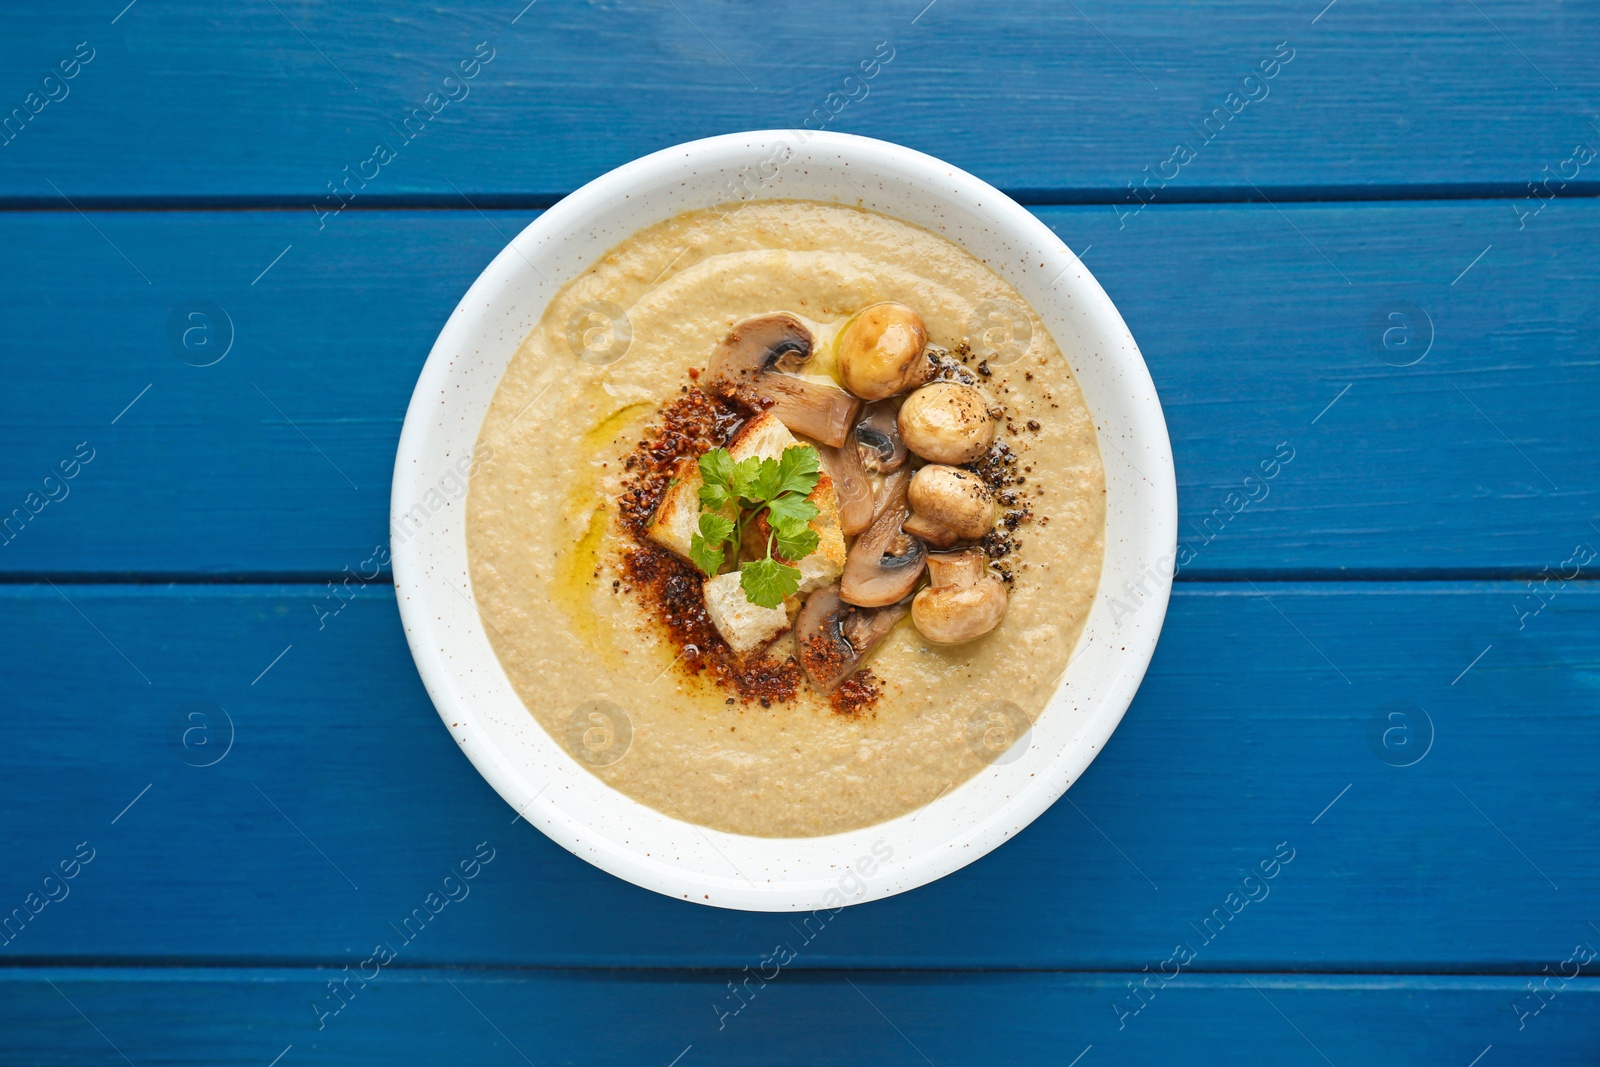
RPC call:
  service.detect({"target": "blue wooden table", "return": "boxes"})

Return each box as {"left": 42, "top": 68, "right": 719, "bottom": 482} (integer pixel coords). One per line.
{"left": 3, "top": 2, "right": 1598, "bottom": 1063}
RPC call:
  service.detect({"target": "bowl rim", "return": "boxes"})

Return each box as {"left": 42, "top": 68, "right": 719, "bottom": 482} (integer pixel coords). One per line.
{"left": 392, "top": 129, "right": 1176, "bottom": 911}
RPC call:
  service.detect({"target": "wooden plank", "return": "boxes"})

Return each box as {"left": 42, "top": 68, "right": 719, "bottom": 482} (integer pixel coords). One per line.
{"left": 0, "top": 2, "right": 1596, "bottom": 200}
{"left": 0, "top": 201, "right": 1593, "bottom": 577}
{"left": 1, "top": 582, "right": 1593, "bottom": 968}
{"left": 3, "top": 968, "right": 1596, "bottom": 1065}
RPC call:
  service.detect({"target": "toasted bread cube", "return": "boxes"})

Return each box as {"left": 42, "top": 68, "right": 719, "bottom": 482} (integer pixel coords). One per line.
{"left": 793, "top": 547, "right": 843, "bottom": 598}
{"left": 645, "top": 458, "right": 732, "bottom": 561}
{"left": 731, "top": 413, "right": 846, "bottom": 586}
{"left": 646, "top": 411, "right": 846, "bottom": 585}
{"left": 803, "top": 469, "right": 847, "bottom": 583}
{"left": 727, "top": 411, "right": 800, "bottom": 463}
{"left": 703, "top": 571, "right": 790, "bottom": 655}
{"left": 646, "top": 413, "right": 794, "bottom": 561}
{"left": 737, "top": 481, "right": 846, "bottom": 599}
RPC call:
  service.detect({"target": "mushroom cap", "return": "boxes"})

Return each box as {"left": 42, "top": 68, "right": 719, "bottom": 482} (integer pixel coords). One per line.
{"left": 911, "top": 547, "right": 1008, "bottom": 644}
{"left": 897, "top": 382, "right": 996, "bottom": 464}
{"left": 836, "top": 302, "right": 932, "bottom": 401}
{"left": 710, "top": 312, "right": 813, "bottom": 382}
{"left": 908, "top": 464, "right": 997, "bottom": 540}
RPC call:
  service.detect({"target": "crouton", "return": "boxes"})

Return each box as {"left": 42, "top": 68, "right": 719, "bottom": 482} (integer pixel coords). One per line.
{"left": 703, "top": 571, "right": 790, "bottom": 655}
{"left": 739, "top": 488, "right": 845, "bottom": 598}
{"left": 802, "top": 469, "right": 847, "bottom": 586}
{"left": 730, "top": 413, "right": 846, "bottom": 588}
{"left": 644, "top": 458, "right": 732, "bottom": 561}
{"left": 646, "top": 412, "right": 846, "bottom": 582}
{"left": 646, "top": 413, "right": 799, "bottom": 560}
{"left": 726, "top": 411, "right": 800, "bottom": 464}
{"left": 793, "top": 546, "right": 843, "bottom": 598}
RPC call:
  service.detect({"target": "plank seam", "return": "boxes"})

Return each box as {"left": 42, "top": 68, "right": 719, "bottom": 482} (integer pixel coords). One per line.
{"left": 0, "top": 961, "right": 1595, "bottom": 978}
{"left": 1, "top": 185, "right": 1599, "bottom": 212}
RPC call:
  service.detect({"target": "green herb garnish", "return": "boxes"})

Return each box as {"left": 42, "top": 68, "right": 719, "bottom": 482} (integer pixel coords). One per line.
{"left": 688, "top": 443, "right": 822, "bottom": 608}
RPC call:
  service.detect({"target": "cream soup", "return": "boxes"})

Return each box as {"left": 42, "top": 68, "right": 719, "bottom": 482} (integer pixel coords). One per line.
{"left": 467, "top": 199, "right": 1104, "bottom": 837}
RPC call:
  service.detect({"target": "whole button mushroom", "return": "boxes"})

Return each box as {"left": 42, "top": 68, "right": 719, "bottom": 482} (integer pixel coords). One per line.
{"left": 897, "top": 382, "right": 995, "bottom": 464}
{"left": 907, "top": 465, "right": 997, "bottom": 541}
{"left": 836, "top": 302, "right": 935, "bottom": 401}
{"left": 911, "top": 548, "right": 1008, "bottom": 645}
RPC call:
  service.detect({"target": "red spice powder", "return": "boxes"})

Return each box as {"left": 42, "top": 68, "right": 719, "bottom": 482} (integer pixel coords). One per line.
{"left": 798, "top": 632, "right": 846, "bottom": 686}
{"left": 617, "top": 387, "right": 744, "bottom": 538}
{"left": 621, "top": 545, "right": 805, "bottom": 707}
{"left": 615, "top": 380, "right": 881, "bottom": 713}
{"left": 830, "top": 669, "right": 881, "bottom": 716}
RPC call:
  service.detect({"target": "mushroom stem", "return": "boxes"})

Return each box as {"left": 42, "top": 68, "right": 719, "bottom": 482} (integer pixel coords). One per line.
{"left": 925, "top": 548, "right": 989, "bottom": 587}
{"left": 818, "top": 442, "right": 874, "bottom": 537}
{"left": 903, "top": 511, "right": 962, "bottom": 549}
{"left": 755, "top": 375, "right": 861, "bottom": 447}
{"left": 911, "top": 547, "right": 1008, "bottom": 645}
{"left": 705, "top": 313, "right": 861, "bottom": 447}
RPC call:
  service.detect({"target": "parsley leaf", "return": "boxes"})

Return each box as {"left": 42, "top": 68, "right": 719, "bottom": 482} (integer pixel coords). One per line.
{"left": 746, "top": 456, "right": 787, "bottom": 504}
{"left": 688, "top": 441, "right": 824, "bottom": 606}
{"left": 697, "top": 449, "right": 736, "bottom": 511}
{"left": 688, "top": 533, "right": 722, "bottom": 578}
{"left": 773, "top": 523, "right": 820, "bottom": 563}
{"left": 774, "top": 445, "right": 822, "bottom": 498}
{"left": 699, "top": 510, "right": 737, "bottom": 548}
{"left": 688, "top": 511, "right": 736, "bottom": 577}
{"left": 764, "top": 492, "right": 819, "bottom": 532}
{"left": 740, "top": 556, "right": 802, "bottom": 609}
{"left": 729, "top": 455, "right": 764, "bottom": 502}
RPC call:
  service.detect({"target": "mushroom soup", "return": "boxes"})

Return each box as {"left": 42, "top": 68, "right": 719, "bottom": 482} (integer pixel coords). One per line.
{"left": 467, "top": 199, "right": 1105, "bottom": 837}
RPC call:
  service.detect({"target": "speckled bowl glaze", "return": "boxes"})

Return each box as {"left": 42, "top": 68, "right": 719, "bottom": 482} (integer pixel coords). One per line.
{"left": 392, "top": 131, "right": 1175, "bottom": 911}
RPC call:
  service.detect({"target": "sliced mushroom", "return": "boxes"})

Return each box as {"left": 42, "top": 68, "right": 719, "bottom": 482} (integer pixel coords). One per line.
{"left": 818, "top": 442, "right": 874, "bottom": 537}
{"left": 911, "top": 548, "right": 1008, "bottom": 644}
{"left": 854, "top": 399, "right": 907, "bottom": 474}
{"left": 840, "top": 469, "right": 927, "bottom": 607}
{"left": 705, "top": 313, "right": 861, "bottom": 447}
{"left": 908, "top": 464, "right": 996, "bottom": 540}
{"left": 836, "top": 302, "right": 935, "bottom": 400}
{"left": 795, "top": 582, "right": 910, "bottom": 693}
{"left": 898, "top": 382, "right": 995, "bottom": 464}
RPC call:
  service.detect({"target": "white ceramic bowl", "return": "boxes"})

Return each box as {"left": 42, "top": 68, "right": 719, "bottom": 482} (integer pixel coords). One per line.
{"left": 392, "top": 131, "right": 1175, "bottom": 911}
